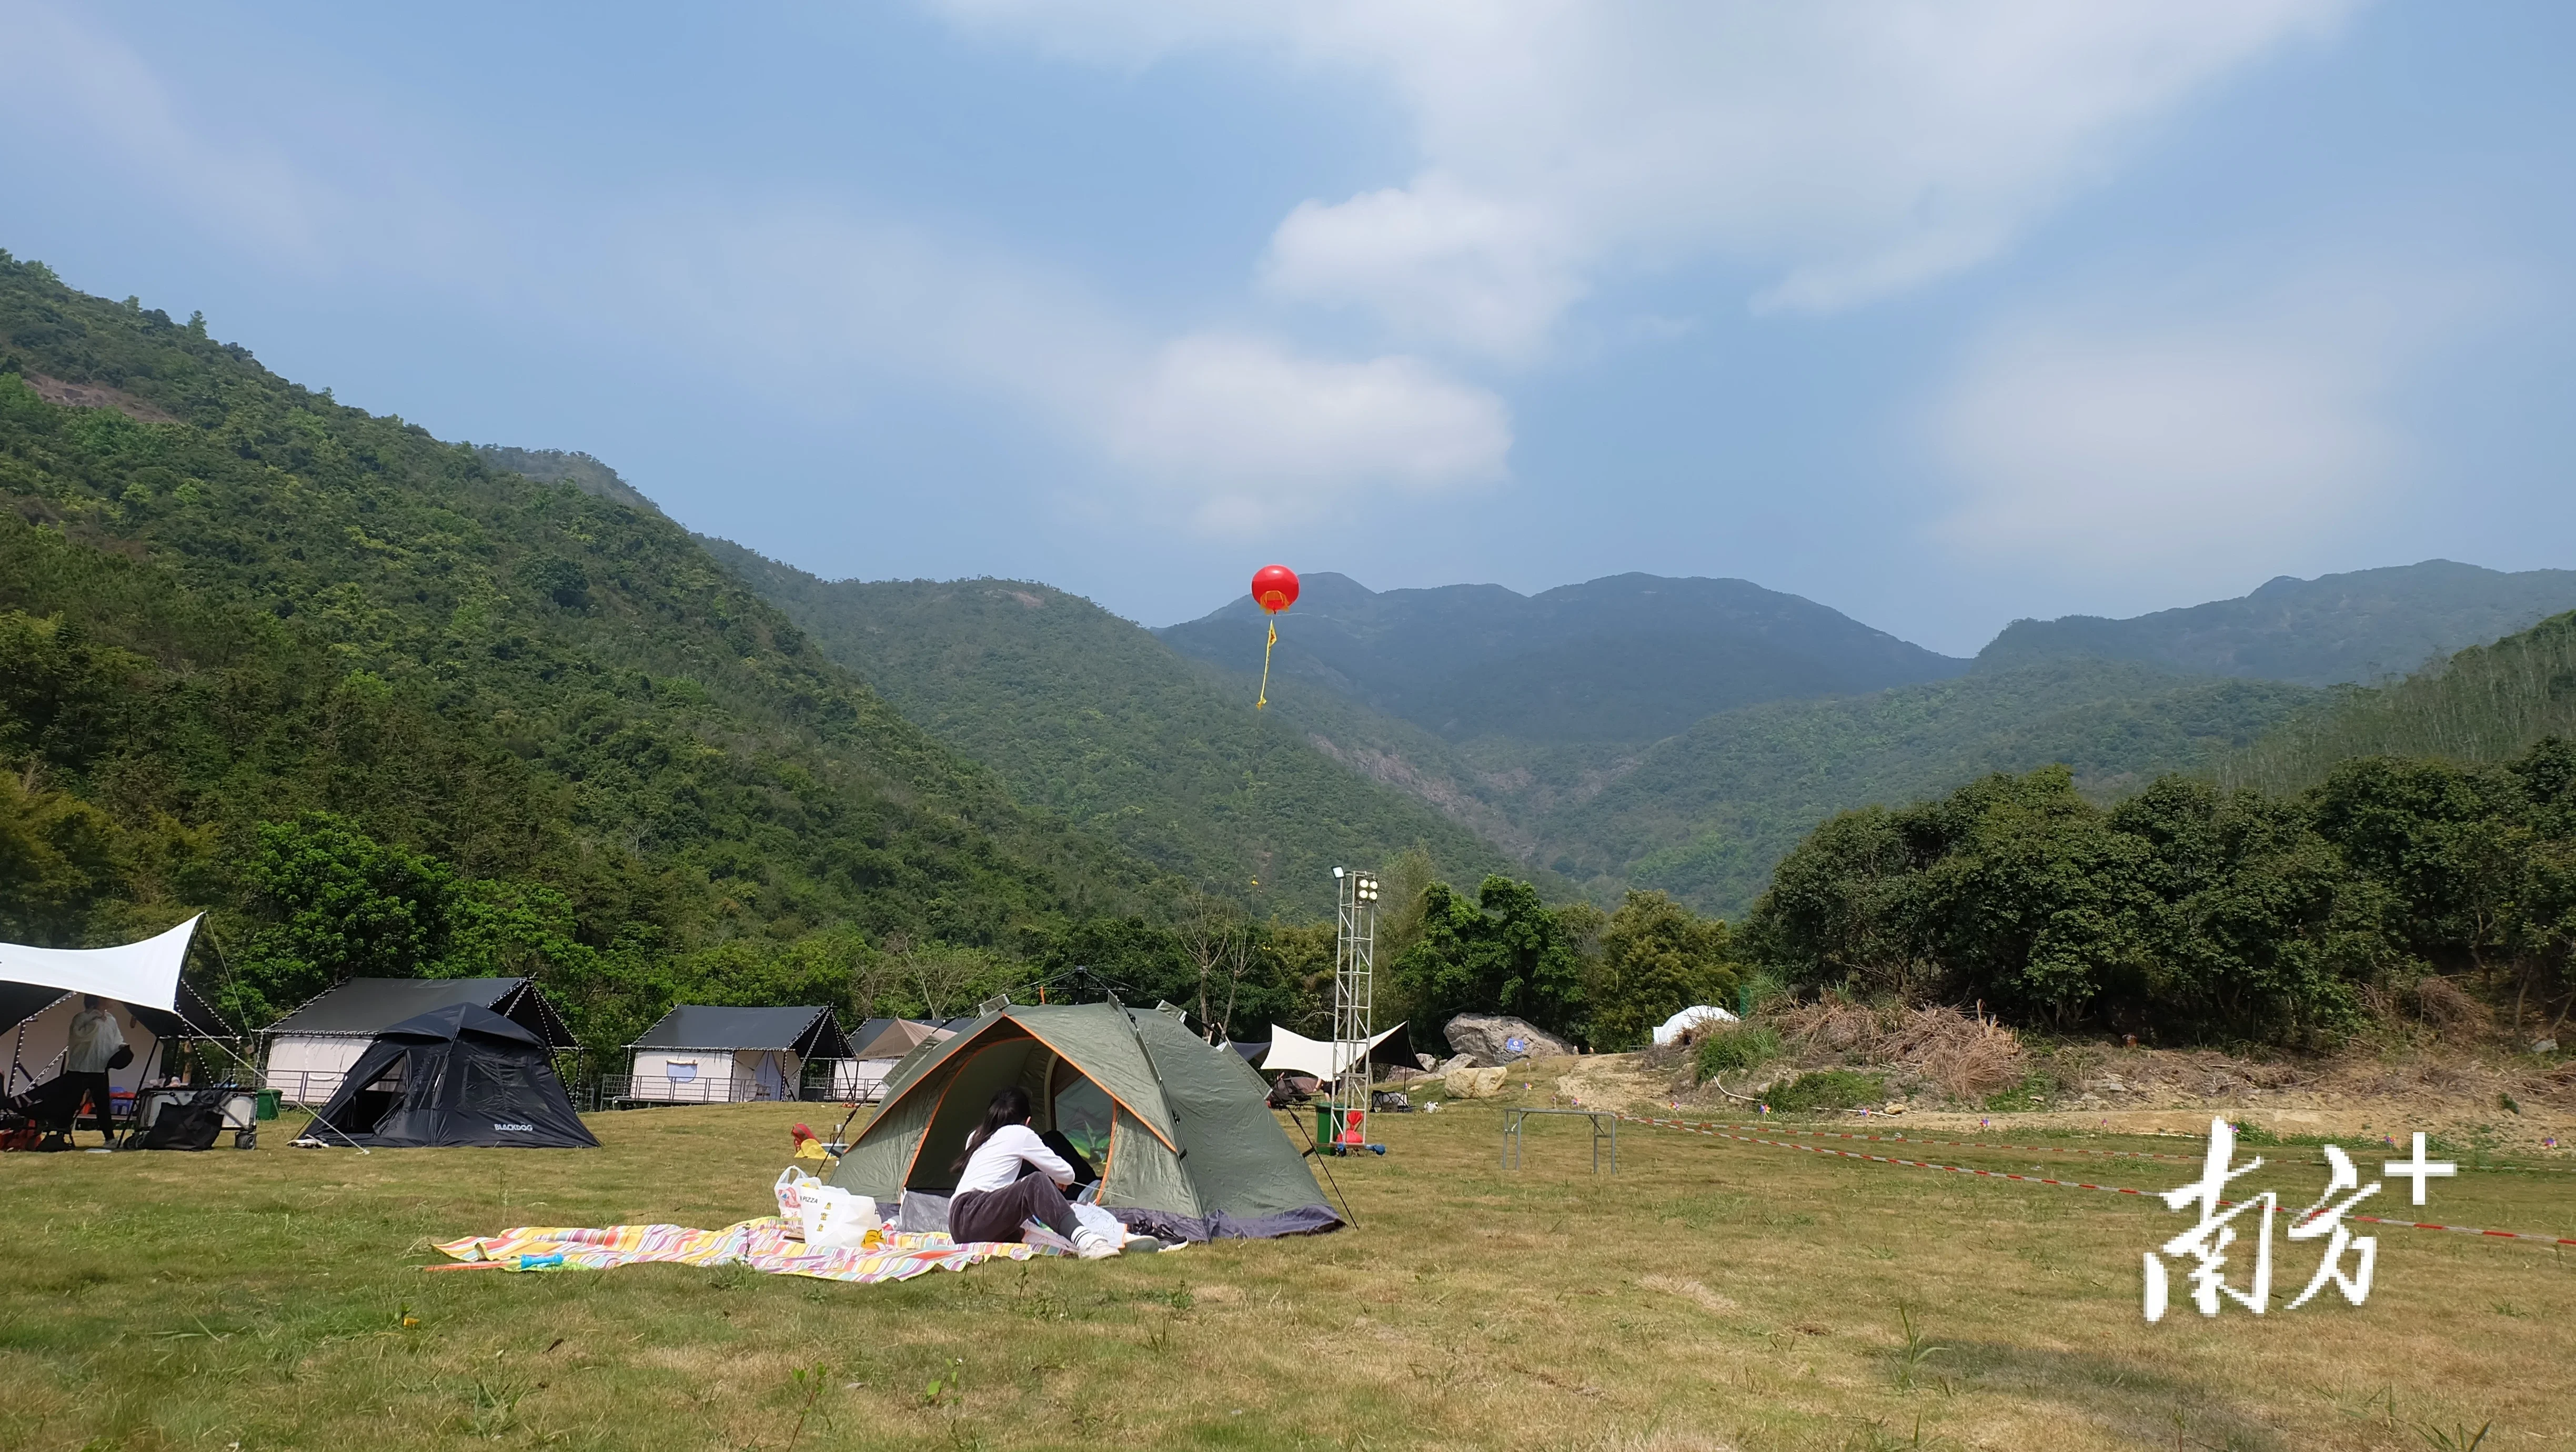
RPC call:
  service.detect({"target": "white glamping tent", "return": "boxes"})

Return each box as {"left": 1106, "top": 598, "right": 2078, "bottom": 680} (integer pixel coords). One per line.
{"left": 623, "top": 1005, "right": 849, "bottom": 1103}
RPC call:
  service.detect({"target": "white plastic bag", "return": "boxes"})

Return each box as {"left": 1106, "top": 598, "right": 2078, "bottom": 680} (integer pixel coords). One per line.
{"left": 800, "top": 1182, "right": 880, "bottom": 1251}
{"left": 775, "top": 1166, "right": 817, "bottom": 1221}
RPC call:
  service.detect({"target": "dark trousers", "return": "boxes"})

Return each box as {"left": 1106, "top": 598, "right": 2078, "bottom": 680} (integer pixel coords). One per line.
{"left": 53, "top": 1071, "right": 115, "bottom": 1136}
{"left": 949, "top": 1175, "right": 1080, "bottom": 1245}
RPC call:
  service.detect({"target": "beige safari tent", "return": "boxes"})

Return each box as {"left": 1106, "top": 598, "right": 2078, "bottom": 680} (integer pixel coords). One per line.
{"left": 831, "top": 1017, "right": 952, "bottom": 1100}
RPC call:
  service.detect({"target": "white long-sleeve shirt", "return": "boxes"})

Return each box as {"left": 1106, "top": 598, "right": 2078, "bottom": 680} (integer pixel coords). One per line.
{"left": 954, "top": 1123, "right": 1074, "bottom": 1195}
{"left": 67, "top": 1007, "right": 126, "bottom": 1074}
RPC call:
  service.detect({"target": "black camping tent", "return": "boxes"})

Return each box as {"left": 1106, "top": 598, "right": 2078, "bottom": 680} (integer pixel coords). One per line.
{"left": 308, "top": 1003, "right": 598, "bottom": 1148}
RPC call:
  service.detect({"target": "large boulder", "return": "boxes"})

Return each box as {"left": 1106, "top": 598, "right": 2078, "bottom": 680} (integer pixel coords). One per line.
{"left": 1443, "top": 1014, "right": 1576, "bottom": 1064}
{"left": 1443, "top": 1064, "right": 1510, "bottom": 1099}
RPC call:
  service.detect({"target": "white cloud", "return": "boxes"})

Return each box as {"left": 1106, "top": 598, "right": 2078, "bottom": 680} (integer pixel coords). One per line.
{"left": 631, "top": 213, "right": 1508, "bottom": 531}
{"left": 1110, "top": 334, "right": 1511, "bottom": 530}
{"left": 1926, "top": 270, "right": 2465, "bottom": 592}
{"left": 932, "top": 1, "right": 2362, "bottom": 353}
{"left": 1262, "top": 176, "right": 1580, "bottom": 361}
{"left": 0, "top": 7, "right": 1510, "bottom": 536}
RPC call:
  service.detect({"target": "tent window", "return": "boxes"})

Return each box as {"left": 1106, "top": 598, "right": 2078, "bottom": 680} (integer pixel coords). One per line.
{"left": 1052, "top": 1075, "right": 1112, "bottom": 1168}
{"left": 464, "top": 1058, "right": 526, "bottom": 1110}
{"left": 667, "top": 1061, "right": 699, "bottom": 1083}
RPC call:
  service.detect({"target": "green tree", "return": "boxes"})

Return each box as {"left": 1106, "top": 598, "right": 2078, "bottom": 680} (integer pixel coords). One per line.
{"left": 1587, "top": 890, "right": 1737, "bottom": 1050}
{"left": 232, "top": 814, "right": 458, "bottom": 1023}
{"left": 0, "top": 769, "right": 123, "bottom": 943}
{"left": 1390, "top": 875, "right": 1585, "bottom": 1038}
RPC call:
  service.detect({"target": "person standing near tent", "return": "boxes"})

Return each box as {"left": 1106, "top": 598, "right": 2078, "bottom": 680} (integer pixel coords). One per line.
{"left": 949, "top": 1086, "right": 1121, "bottom": 1259}
{"left": 58, "top": 995, "right": 128, "bottom": 1145}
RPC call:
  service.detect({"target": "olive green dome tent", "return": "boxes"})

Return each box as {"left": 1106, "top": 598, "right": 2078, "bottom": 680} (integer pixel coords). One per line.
{"left": 830, "top": 1001, "right": 1340, "bottom": 1241}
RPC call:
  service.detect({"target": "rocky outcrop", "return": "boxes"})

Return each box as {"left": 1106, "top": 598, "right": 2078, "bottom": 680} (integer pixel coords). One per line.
{"left": 1443, "top": 1014, "right": 1576, "bottom": 1064}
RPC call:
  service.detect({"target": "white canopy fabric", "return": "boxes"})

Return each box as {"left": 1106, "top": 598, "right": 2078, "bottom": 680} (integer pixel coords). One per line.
{"left": 1260, "top": 1022, "right": 1405, "bottom": 1082}
{"left": 1652, "top": 1004, "right": 1739, "bottom": 1045}
{"left": 0, "top": 915, "right": 199, "bottom": 1013}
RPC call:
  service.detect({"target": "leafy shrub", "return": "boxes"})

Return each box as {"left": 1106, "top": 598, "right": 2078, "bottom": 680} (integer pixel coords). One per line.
{"left": 1587, "top": 889, "right": 1738, "bottom": 1051}
{"left": 1742, "top": 741, "right": 2576, "bottom": 1046}
{"left": 1763, "top": 1068, "right": 1885, "bottom": 1113}
{"left": 1694, "top": 1025, "right": 1780, "bottom": 1079}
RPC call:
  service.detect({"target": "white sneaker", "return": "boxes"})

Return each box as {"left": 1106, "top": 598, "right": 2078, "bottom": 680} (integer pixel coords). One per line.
{"left": 1072, "top": 1228, "right": 1122, "bottom": 1259}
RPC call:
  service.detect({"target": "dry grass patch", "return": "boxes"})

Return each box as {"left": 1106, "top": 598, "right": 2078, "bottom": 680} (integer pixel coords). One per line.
{"left": 1638, "top": 1274, "right": 1737, "bottom": 1315}
{"left": 4, "top": 1095, "right": 2574, "bottom": 1449}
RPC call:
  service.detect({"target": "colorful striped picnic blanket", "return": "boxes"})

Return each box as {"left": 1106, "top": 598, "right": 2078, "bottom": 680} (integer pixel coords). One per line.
{"left": 431, "top": 1217, "right": 1043, "bottom": 1283}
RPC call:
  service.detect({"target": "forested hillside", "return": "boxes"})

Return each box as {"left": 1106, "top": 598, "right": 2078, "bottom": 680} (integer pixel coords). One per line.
{"left": 475, "top": 445, "right": 663, "bottom": 516}
{"left": 1980, "top": 561, "right": 2576, "bottom": 685}
{"left": 1529, "top": 659, "right": 2316, "bottom": 916}
{"left": 0, "top": 251, "right": 1172, "bottom": 1050}
{"left": 1159, "top": 571, "right": 1967, "bottom": 744}
{"left": 698, "top": 542, "right": 1525, "bottom": 916}
{"left": 2221, "top": 609, "right": 2576, "bottom": 793}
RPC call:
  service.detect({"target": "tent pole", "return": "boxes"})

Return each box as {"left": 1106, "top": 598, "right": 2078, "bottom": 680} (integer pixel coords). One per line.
{"left": 1285, "top": 1101, "right": 1359, "bottom": 1231}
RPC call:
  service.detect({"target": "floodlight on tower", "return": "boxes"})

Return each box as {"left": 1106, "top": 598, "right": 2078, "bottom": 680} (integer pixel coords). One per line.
{"left": 1328, "top": 865, "right": 1380, "bottom": 1153}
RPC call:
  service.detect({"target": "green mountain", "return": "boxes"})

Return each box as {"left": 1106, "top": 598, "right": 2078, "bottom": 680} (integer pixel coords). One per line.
{"left": 0, "top": 250, "right": 1165, "bottom": 1046}
{"left": 1159, "top": 571, "right": 1968, "bottom": 745}
{"left": 699, "top": 543, "right": 1526, "bottom": 917}
{"left": 1524, "top": 659, "right": 2317, "bottom": 917}
{"left": 2220, "top": 609, "right": 2576, "bottom": 793}
{"left": 1979, "top": 561, "right": 2576, "bottom": 686}
{"left": 475, "top": 445, "right": 665, "bottom": 516}
{"left": 1160, "top": 563, "right": 2576, "bottom": 921}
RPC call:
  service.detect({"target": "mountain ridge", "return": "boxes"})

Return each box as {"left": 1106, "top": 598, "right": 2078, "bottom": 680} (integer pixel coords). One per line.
{"left": 1159, "top": 570, "right": 1970, "bottom": 745}
{"left": 699, "top": 543, "right": 1535, "bottom": 915}
{"left": 1979, "top": 560, "right": 2576, "bottom": 686}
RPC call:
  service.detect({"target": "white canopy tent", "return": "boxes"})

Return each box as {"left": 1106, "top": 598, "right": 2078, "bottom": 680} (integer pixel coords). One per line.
{"left": 3, "top": 917, "right": 233, "bottom": 1120}
{"left": 0, "top": 915, "right": 198, "bottom": 1013}
{"left": 1258, "top": 1022, "right": 1407, "bottom": 1083}
{"left": 1652, "top": 1004, "right": 1739, "bottom": 1045}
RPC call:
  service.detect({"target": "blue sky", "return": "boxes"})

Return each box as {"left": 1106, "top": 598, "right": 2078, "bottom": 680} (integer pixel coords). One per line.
{"left": 3, "top": 2, "right": 2570, "bottom": 654}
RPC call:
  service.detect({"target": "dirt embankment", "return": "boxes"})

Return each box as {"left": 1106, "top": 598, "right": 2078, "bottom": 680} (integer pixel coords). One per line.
{"left": 21, "top": 372, "right": 181, "bottom": 423}
{"left": 1523, "top": 1004, "right": 2576, "bottom": 1154}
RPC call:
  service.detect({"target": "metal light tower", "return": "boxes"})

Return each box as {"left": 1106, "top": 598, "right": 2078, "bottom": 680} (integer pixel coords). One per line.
{"left": 1329, "top": 865, "right": 1380, "bottom": 1150}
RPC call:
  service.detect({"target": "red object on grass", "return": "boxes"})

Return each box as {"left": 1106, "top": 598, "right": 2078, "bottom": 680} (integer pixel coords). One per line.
{"left": 1251, "top": 564, "right": 1300, "bottom": 615}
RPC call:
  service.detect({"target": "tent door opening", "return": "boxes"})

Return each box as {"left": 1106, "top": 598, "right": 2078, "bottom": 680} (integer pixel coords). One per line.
{"left": 337, "top": 1060, "right": 411, "bottom": 1136}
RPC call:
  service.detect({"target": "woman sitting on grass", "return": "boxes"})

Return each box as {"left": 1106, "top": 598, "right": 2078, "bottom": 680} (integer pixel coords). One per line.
{"left": 949, "top": 1085, "right": 1121, "bottom": 1259}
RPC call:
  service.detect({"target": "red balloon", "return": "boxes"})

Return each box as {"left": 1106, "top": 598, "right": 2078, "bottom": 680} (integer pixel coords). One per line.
{"left": 1251, "top": 563, "right": 1300, "bottom": 616}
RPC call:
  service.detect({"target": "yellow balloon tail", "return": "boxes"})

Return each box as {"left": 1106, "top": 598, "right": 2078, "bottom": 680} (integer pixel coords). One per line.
{"left": 1256, "top": 618, "right": 1278, "bottom": 709}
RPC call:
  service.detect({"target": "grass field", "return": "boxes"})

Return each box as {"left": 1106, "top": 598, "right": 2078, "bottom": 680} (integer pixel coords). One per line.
{"left": 5, "top": 1085, "right": 2572, "bottom": 1451}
